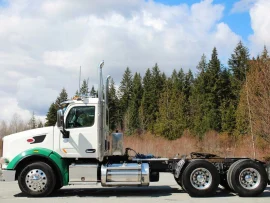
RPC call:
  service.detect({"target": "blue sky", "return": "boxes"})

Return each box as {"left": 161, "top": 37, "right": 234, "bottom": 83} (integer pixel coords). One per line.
{"left": 155, "top": 0, "right": 252, "bottom": 42}
{"left": 0, "top": 0, "right": 253, "bottom": 42}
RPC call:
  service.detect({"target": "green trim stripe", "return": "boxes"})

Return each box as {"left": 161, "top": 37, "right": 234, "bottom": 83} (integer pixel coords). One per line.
{"left": 7, "top": 148, "right": 69, "bottom": 185}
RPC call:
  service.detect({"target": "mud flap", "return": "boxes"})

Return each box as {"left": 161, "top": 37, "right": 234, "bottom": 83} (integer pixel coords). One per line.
{"left": 174, "top": 158, "right": 186, "bottom": 178}
{"left": 266, "top": 163, "right": 270, "bottom": 184}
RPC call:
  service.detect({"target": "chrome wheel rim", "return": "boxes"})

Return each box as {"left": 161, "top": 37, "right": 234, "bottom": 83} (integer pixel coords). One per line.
{"left": 239, "top": 168, "right": 261, "bottom": 190}
{"left": 25, "top": 169, "right": 47, "bottom": 192}
{"left": 190, "top": 168, "right": 212, "bottom": 190}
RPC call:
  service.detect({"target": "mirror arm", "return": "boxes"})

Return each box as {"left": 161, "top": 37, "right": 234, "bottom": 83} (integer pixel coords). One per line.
{"left": 61, "top": 119, "right": 70, "bottom": 139}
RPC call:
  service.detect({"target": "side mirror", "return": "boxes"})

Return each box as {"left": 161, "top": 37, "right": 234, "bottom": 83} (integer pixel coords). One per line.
{"left": 57, "top": 109, "right": 64, "bottom": 129}
{"left": 57, "top": 109, "right": 70, "bottom": 139}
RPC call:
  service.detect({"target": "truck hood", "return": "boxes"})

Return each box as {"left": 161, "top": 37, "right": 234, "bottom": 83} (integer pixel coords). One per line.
{"left": 2, "top": 126, "right": 54, "bottom": 142}
{"left": 2, "top": 126, "right": 55, "bottom": 167}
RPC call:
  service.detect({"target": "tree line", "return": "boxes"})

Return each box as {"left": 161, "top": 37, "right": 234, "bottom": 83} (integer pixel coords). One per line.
{"left": 44, "top": 41, "right": 270, "bottom": 143}
{"left": 108, "top": 41, "right": 270, "bottom": 142}
{"left": 2, "top": 40, "right": 269, "bottom": 145}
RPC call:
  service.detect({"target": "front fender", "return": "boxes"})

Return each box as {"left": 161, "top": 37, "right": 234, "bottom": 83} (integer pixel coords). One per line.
{"left": 7, "top": 148, "right": 69, "bottom": 185}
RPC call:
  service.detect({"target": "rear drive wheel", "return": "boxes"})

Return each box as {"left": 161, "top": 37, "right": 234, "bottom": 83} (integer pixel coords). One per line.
{"left": 181, "top": 160, "right": 220, "bottom": 197}
{"left": 18, "top": 162, "right": 56, "bottom": 197}
{"left": 229, "top": 159, "right": 267, "bottom": 197}
{"left": 227, "top": 159, "right": 247, "bottom": 191}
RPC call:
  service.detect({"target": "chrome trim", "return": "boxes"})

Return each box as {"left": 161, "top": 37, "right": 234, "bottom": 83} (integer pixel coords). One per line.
{"left": 101, "top": 163, "right": 150, "bottom": 187}
{"left": 105, "top": 182, "right": 141, "bottom": 186}
{"left": 111, "top": 133, "right": 124, "bottom": 155}
{"left": 132, "top": 158, "right": 169, "bottom": 161}
{"left": 98, "top": 60, "right": 105, "bottom": 162}
{"left": 68, "top": 182, "right": 98, "bottom": 185}
{"left": 1, "top": 169, "right": 16, "bottom": 182}
{"left": 25, "top": 169, "right": 47, "bottom": 192}
{"left": 190, "top": 168, "right": 212, "bottom": 190}
{"left": 69, "top": 164, "right": 98, "bottom": 182}
{"left": 239, "top": 168, "right": 261, "bottom": 190}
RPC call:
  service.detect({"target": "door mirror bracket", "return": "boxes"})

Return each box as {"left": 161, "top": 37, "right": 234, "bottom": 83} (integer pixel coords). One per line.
{"left": 57, "top": 109, "right": 70, "bottom": 139}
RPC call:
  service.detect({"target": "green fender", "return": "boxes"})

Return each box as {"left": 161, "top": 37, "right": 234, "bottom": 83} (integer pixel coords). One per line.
{"left": 7, "top": 148, "right": 69, "bottom": 185}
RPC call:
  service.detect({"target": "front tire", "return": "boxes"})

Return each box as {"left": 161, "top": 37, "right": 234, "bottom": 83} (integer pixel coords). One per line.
{"left": 18, "top": 162, "right": 56, "bottom": 197}
{"left": 181, "top": 160, "right": 220, "bottom": 197}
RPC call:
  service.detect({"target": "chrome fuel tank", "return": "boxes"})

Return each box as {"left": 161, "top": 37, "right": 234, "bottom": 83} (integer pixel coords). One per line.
{"left": 101, "top": 163, "right": 149, "bottom": 186}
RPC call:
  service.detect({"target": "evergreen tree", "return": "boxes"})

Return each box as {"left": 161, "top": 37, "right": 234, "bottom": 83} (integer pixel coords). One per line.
{"left": 80, "top": 79, "right": 89, "bottom": 96}
{"left": 260, "top": 45, "right": 269, "bottom": 61}
{"left": 190, "top": 48, "right": 223, "bottom": 135}
{"left": 204, "top": 47, "right": 222, "bottom": 131}
{"left": 74, "top": 90, "right": 80, "bottom": 97}
{"left": 90, "top": 85, "right": 97, "bottom": 98}
{"left": 129, "top": 73, "right": 143, "bottom": 132}
{"left": 197, "top": 54, "right": 207, "bottom": 73}
{"left": 228, "top": 41, "right": 250, "bottom": 102}
{"left": 149, "top": 63, "right": 165, "bottom": 132}
{"left": 55, "top": 88, "right": 68, "bottom": 108}
{"left": 190, "top": 55, "right": 208, "bottom": 136}
{"left": 183, "top": 69, "right": 194, "bottom": 128}
{"left": 177, "top": 68, "right": 185, "bottom": 91}
{"left": 141, "top": 64, "right": 165, "bottom": 132}
{"left": 140, "top": 68, "right": 152, "bottom": 132}
{"left": 108, "top": 79, "right": 119, "bottom": 131}
{"left": 118, "top": 67, "right": 133, "bottom": 130}
{"left": 45, "top": 103, "right": 57, "bottom": 126}
{"left": 46, "top": 88, "right": 68, "bottom": 127}
{"left": 154, "top": 78, "right": 185, "bottom": 140}
{"left": 219, "top": 69, "right": 235, "bottom": 133}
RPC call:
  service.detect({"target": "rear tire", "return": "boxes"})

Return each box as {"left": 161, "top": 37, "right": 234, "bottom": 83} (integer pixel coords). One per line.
{"left": 227, "top": 159, "right": 247, "bottom": 191}
{"left": 229, "top": 159, "right": 267, "bottom": 197}
{"left": 181, "top": 160, "right": 220, "bottom": 197}
{"left": 18, "top": 162, "right": 56, "bottom": 197}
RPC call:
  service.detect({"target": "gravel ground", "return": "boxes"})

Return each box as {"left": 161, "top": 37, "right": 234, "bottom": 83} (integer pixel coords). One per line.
{"left": 1, "top": 173, "right": 270, "bottom": 203}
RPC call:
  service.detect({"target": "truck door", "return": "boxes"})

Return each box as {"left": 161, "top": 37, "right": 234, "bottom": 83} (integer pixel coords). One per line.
{"left": 59, "top": 105, "right": 98, "bottom": 158}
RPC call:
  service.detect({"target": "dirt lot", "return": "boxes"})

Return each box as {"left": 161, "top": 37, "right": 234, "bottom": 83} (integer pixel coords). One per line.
{"left": 1, "top": 173, "right": 270, "bottom": 203}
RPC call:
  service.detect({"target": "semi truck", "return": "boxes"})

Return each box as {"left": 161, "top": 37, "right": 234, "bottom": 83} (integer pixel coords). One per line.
{"left": 1, "top": 61, "right": 270, "bottom": 197}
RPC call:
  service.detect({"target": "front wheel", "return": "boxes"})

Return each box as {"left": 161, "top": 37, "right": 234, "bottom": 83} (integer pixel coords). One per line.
{"left": 18, "top": 162, "right": 56, "bottom": 197}
{"left": 181, "top": 160, "right": 220, "bottom": 197}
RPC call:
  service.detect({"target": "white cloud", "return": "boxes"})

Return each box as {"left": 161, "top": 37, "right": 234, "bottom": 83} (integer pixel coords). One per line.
{"left": 231, "top": 0, "right": 257, "bottom": 13}
{"left": 16, "top": 76, "right": 59, "bottom": 115}
{"left": 248, "top": 0, "right": 270, "bottom": 56}
{"left": 0, "top": 0, "right": 241, "bottom": 121}
{"left": 0, "top": 91, "right": 32, "bottom": 122}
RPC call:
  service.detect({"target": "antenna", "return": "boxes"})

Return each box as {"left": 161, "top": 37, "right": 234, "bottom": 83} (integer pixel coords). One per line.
{"left": 87, "top": 77, "right": 89, "bottom": 95}
{"left": 79, "top": 66, "right": 81, "bottom": 95}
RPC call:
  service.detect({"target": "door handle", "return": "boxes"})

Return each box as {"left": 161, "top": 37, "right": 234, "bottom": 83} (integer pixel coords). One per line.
{"left": 85, "top": 149, "right": 96, "bottom": 153}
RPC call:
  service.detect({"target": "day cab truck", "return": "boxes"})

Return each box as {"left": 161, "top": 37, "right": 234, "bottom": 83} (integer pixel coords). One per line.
{"left": 1, "top": 61, "right": 270, "bottom": 197}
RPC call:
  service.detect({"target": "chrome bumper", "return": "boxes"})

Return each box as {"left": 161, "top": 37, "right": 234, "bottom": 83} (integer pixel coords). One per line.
{"left": 0, "top": 168, "right": 16, "bottom": 181}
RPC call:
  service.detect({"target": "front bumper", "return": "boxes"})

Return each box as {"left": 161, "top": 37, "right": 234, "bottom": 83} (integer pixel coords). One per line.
{"left": 0, "top": 168, "right": 16, "bottom": 181}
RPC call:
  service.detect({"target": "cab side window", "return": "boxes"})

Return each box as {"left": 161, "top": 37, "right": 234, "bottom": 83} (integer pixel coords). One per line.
{"left": 66, "top": 106, "right": 95, "bottom": 129}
